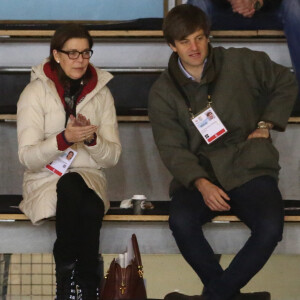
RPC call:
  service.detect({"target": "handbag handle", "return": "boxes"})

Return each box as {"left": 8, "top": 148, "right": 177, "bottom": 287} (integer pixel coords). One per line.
{"left": 131, "top": 234, "right": 144, "bottom": 277}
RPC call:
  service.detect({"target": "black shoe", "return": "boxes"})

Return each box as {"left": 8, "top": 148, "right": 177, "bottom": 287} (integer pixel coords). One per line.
{"left": 55, "top": 261, "right": 77, "bottom": 300}
{"left": 164, "top": 292, "right": 207, "bottom": 300}
{"left": 233, "top": 292, "right": 271, "bottom": 300}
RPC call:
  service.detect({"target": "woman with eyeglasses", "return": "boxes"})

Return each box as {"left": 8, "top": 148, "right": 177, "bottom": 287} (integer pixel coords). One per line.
{"left": 17, "top": 24, "right": 121, "bottom": 300}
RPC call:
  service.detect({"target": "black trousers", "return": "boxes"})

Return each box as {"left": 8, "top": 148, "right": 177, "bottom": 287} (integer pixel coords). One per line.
{"left": 53, "top": 172, "right": 104, "bottom": 276}
{"left": 169, "top": 176, "right": 284, "bottom": 300}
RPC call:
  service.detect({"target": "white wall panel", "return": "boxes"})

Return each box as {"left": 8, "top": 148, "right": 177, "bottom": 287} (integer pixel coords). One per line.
{"left": 0, "top": 40, "right": 291, "bottom": 68}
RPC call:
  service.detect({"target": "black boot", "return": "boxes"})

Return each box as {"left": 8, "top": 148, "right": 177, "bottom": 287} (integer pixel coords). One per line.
{"left": 76, "top": 258, "right": 103, "bottom": 300}
{"left": 76, "top": 277, "right": 100, "bottom": 300}
{"left": 55, "top": 261, "right": 77, "bottom": 300}
{"left": 77, "top": 285, "right": 100, "bottom": 300}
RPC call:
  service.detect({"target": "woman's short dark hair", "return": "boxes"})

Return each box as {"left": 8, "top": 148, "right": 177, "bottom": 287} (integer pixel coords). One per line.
{"left": 163, "top": 4, "right": 210, "bottom": 46}
{"left": 49, "top": 23, "right": 93, "bottom": 71}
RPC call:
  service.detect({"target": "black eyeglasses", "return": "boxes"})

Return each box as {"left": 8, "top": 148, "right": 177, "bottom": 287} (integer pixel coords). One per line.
{"left": 58, "top": 49, "right": 93, "bottom": 60}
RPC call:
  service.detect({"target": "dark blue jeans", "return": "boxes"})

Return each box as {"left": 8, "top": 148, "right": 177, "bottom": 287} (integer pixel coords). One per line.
{"left": 169, "top": 176, "right": 284, "bottom": 300}
{"left": 188, "top": 0, "right": 300, "bottom": 114}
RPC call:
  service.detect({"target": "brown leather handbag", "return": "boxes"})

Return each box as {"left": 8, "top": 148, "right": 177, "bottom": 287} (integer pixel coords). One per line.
{"left": 100, "top": 234, "right": 147, "bottom": 300}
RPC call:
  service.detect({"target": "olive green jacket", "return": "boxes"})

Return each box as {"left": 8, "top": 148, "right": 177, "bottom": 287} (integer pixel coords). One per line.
{"left": 148, "top": 45, "right": 298, "bottom": 195}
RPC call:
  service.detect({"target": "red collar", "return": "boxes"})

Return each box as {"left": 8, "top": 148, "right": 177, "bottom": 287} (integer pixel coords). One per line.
{"left": 43, "top": 62, "right": 98, "bottom": 109}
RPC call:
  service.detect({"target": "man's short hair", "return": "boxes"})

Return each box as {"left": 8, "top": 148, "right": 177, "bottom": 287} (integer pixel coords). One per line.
{"left": 163, "top": 4, "right": 210, "bottom": 46}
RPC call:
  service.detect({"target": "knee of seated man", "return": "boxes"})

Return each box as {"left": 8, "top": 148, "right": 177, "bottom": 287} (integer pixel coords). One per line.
{"left": 169, "top": 206, "right": 205, "bottom": 236}
{"left": 169, "top": 213, "right": 186, "bottom": 234}
{"left": 253, "top": 220, "right": 284, "bottom": 244}
{"left": 169, "top": 188, "right": 210, "bottom": 233}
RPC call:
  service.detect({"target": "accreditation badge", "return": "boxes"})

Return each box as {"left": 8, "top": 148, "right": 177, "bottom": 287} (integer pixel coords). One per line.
{"left": 191, "top": 107, "right": 227, "bottom": 144}
{"left": 46, "top": 148, "right": 77, "bottom": 176}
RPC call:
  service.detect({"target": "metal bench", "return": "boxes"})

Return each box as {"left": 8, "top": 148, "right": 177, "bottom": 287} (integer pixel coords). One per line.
{"left": 1, "top": 195, "right": 300, "bottom": 255}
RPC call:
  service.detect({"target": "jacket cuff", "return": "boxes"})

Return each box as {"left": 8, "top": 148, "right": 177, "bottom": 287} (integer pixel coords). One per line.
{"left": 84, "top": 133, "right": 97, "bottom": 147}
{"left": 56, "top": 131, "right": 73, "bottom": 151}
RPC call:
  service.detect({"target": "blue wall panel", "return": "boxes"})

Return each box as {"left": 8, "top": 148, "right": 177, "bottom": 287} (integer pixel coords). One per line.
{"left": 0, "top": 0, "right": 164, "bottom": 20}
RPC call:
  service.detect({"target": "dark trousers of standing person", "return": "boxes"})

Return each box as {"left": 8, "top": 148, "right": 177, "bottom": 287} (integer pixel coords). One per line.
{"left": 169, "top": 176, "right": 284, "bottom": 300}
{"left": 53, "top": 172, "right": 105, "bottom": 298}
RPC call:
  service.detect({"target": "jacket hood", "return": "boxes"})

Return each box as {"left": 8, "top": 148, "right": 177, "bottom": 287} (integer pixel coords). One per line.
{"left": 30, "top": 59, "right": 113, "bottom": 101}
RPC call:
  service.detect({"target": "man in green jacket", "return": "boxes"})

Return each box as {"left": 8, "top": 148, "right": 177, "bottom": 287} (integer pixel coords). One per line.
{"left": 148, "top": 4, "right": 298, "bottom": 300}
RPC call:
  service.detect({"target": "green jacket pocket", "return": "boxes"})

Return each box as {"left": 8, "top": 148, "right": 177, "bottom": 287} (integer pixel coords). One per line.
{"left": 234, "top": 138, "right": 280, "bottom": 173}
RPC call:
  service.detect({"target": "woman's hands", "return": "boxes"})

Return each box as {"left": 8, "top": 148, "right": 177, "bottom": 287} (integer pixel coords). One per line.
{"left": 64, "top": 114, "right": 97, "bottom": 143}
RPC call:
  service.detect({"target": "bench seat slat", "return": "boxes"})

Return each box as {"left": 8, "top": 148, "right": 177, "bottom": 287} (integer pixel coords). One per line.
{"left": 0, "top": 29, "right": 285, "bottom": 38}
{"left": 1, "top": 196, "right": 300, "bottom": 223}
{"left": 1, "top": 114, "right": 300, "bottom": 123}
{"left": 1, "top": 214, "right": 300, "bottom": 222}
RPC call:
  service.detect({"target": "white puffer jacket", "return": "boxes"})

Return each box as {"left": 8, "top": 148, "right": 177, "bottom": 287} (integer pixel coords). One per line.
{"left": 17, "top": 61, "right": 121, "bottom": 224}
